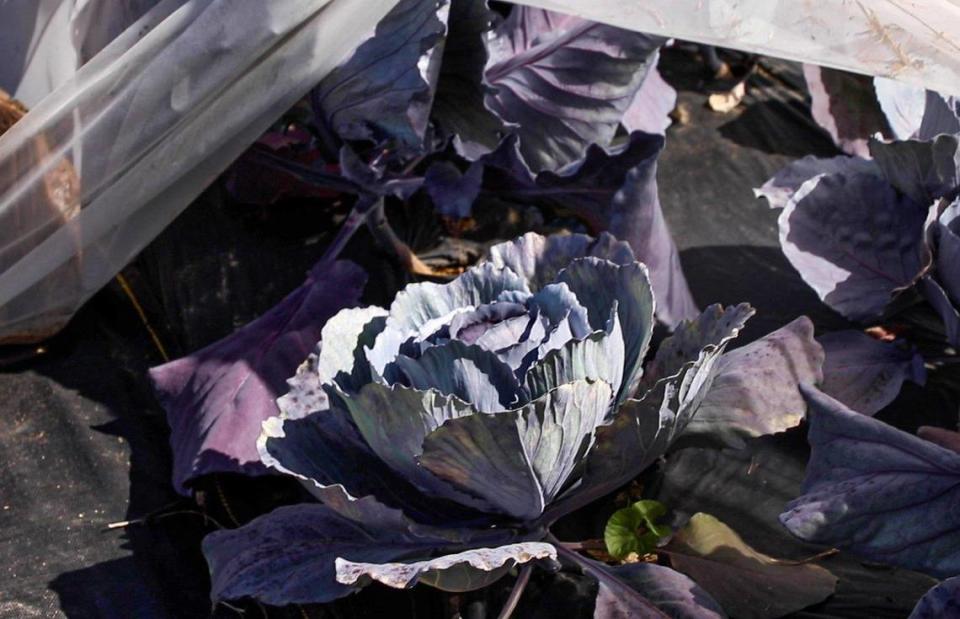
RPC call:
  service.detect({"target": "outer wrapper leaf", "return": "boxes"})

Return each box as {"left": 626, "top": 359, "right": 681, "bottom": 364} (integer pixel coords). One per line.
{"left": 781, "top": 386, "right": 960, "bottom": 578}
{"left": 484, "top": 6, "right": 663, "bottom": 172}
{"left": 149, "top": 259, "right": 365, "bottom": 493}
{"left": 778, "top": 170, "right": 929, "bottom": 321}
{"left": 203, "top": 502, "right": 543, "bottom": 605}
{"left": 312, "top": 0, "right": 448, "bottom": 149}
{"left": 486, "top": 133, "right": 698, "bottom": 327}
{"left": 818, "top": 330, "right": 926, "bottom": 416}
{"left": 684, "top": 316, "right": 824, "bottom": 446}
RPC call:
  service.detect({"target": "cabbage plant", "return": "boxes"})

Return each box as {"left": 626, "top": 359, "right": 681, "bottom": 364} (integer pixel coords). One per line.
{"left": 201, "top": 232, "right": 755, "bottom": 613}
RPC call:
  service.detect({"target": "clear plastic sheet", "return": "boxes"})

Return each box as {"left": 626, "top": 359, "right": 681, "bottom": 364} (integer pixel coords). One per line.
{"left": 517, "top": 0, "right": 960, "bottom": 97}
{"left": 3, "top": 0, "right": 960, "bottom": 342}
{"left": 0, "top": 0, "right": 400, "bottom": 343}
{"left": 0, "top": 0, "right": 161, "bottom": 107}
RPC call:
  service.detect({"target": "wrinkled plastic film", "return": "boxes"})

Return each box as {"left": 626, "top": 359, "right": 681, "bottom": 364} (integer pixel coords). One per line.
{"left": 513, "top": 0, "right": 960, "bottom": 98}
{"left": 0, "top": 0, "right": 400, "bottom": 343}
{"left": 5, "top": 0, "right": 960, "bottom": 343}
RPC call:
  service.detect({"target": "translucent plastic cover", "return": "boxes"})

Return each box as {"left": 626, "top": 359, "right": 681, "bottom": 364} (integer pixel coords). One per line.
{"left": 3, "top": 0, "right": 960, "bottom": 342}
{"left": 0, "top": 0, "right": 400, "bottom": 343}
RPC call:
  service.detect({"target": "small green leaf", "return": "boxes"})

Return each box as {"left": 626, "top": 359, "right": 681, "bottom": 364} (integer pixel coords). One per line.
{"left": 604, "top": 500, "right": 672, "bottom": 560}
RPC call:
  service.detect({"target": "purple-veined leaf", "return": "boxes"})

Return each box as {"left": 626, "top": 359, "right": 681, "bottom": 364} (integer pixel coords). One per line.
{"left": 486, "top": 133, "right": 698, "bottom": 327}
{"left": 818, "top": 330, "right": 926, "bottom": 416}
{"left": 683, "top": 316, "right": 824, "bottom": 447}
{"left": 203, "top": 502, "right": 542, "bottom": 605}
{"left": 754, "top": 154, "right": 878, "bottom": 211}
{"left": 311, "top": 0, "right": 448, "bottom": 149}
{"left": 781, "top": 385, "right": 960, "bottom": 578}
{"left": 778, "top": 169, "right": 929, "bottom": 321}
{"left": 665, "top": 513, "right": 837, "bottom": 619}
{"left": 803, "top": 64, "right": 891, "bottom": 158}
{"left": 149, "top": 259, "right": 365, "bottom": 494}
{"left": 909, "top": 577, "right": 960, "bottom": 619}
{"left": 484, "top": 6, "right": 664, "bottom": 172}
{"left": 622, "top": 57, "right": 676, "bottom": 136}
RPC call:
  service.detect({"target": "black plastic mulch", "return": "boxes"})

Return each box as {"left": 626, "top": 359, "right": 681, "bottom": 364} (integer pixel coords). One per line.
{"left": 0, "top": 49, "right": 952, "bottom": 618}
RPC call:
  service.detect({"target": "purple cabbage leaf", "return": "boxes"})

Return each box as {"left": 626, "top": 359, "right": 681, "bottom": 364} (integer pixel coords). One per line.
{"left": 665, "top": 513, "right": 838, "bottom": 619}
{"left": 149, "top": 259, "right": 366, "bottom": 494}
{"left": 909, "top": 577, "right": 960, "bottom": 619}
{"left": 485, "top": 132, "right": 698, "bottom": 327}
{"left": 430, "top": 0, "right": 506, "bottom": 159}
{"left": 777, "top": 167, "right": 930, "bottom": 322}
{"left": 553, "top": 542, "right": 728, "bottom": 619}
{"left": 818, "top": 330, "right": 926, "bottom": 416}
{"left": 803, "top": 64, "right": 892, "bottom": 158}
{"left": 682, "top": 316, "right": 825, "bottom": 447}
{"left": 311, "top": 0, "right": 449, "bottom": 151}
{"left": 924, "top": 198, "right": 960, "bottom": 345}
{"left": 780, "top": 385, "right": 960, "bottom": 578}
{"left": 484, "top": 6, "right": 664, "bottom": 172}
{"left": 202, "top": 232, "right": 754, "bottom": 606}
{"left": 622, "top": 56, "right": 677, "bottom": 136}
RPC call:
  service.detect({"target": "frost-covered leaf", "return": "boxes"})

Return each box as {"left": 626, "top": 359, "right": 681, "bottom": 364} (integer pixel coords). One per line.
{"left": 486, "top": 133, "right": 698, "bottom": 327}
{"left": 754, "top": 155, "right": 878, "bottom": 211}
{"left": 484, "top": 6, "right": 663, "bottom": 172}
{"left": 684, "top": 317, "right": 824, "bottom": 446}
{"left": 909, "top": 577, "right": 960, "bottom": 619}
{"left": 781, "top": 386, "right": 960, "bottom": 578}
{"left": 604, "top": 563, "right": 728, "bottom": 619}
{"left": 622, "top": 59, "right": 676, "bottom": 136}
{"left": 778, "top": 170, "right": 929, "bottom": 321}
{"left": 604, "top": 500, "right": 671, "bottom": 560}
{"left": 431, "top": 0, "right": 505, "bottom": 158}
{"left": 312, "top": 0, "right": 448, "bottom": 149}
{"left": 666, "top": 513, "right": 838, "bottom": 619}
{"left": 149, "top": 260, "right": 365, "bottom": 494}
{"left": 203, "top": 502, "right": 530, "bottom": 605}
{"left": 818, "top": 330, "right": 926, "bottom": 416}
{"left": 336, "top": 541, "right": 556, "bottom": 591}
